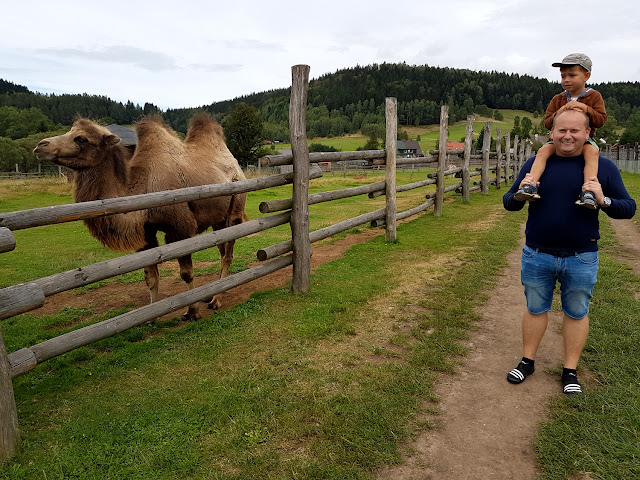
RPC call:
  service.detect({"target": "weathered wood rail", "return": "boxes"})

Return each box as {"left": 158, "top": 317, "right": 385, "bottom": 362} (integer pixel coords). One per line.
{"left": 0, "top": 64, "right": 520, "bottom": 460}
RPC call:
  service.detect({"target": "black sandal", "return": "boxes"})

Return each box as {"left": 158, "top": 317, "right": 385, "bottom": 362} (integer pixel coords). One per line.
{"left": 507, "top": 360, "right": 534, "bottom": 384}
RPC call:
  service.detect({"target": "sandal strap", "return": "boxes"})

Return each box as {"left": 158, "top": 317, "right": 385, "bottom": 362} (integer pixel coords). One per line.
{"left": 563, "top": 383, "right": 582, "bottom": 394}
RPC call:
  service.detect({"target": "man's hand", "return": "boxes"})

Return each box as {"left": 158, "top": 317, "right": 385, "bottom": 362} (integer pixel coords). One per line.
{"left": 519, "top": 173, "right": 538, "bottom": 188}
{"left": 583, "top": 176, "right": 605, "bottom": 204}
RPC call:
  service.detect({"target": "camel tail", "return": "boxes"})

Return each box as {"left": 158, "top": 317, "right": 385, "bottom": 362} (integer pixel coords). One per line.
{"left": 225, "top": 193, "right": 248, "bottom": 228}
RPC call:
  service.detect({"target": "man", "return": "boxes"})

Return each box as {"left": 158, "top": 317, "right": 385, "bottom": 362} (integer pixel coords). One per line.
{"left": 503, "top": 109, "right": 636, "bottom": 395}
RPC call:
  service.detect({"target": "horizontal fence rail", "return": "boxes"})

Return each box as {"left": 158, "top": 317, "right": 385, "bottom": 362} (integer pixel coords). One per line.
{"left": 0, "top": 168, "right": 320, "bottom": 233}
{"left": 260, "top": 149, "right": 386, "bottom": 167}
{"left": 8, "top": 254, "right": 294, "bottom": 378}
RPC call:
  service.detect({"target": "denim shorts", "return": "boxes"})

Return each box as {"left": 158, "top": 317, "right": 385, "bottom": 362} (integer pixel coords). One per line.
{"left": 520, "top": 245, "right": 599, "bottom": 319}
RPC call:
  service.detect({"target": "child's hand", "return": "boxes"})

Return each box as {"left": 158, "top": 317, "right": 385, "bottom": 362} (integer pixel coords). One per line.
{"left": 583, "top": 176, "right": 605, "bottom": 203}
{"left": 519, "top": 173, "right": 538, "bottom": 188}
{"left": 564, "top": 102, "right": 588, "bottom": 112}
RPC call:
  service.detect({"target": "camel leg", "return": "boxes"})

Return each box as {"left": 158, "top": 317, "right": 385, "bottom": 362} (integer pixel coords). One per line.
{"left": 177, "top": 254, "right": 199, "bottom": 321}
{"left": 144, "top": 264, "right": 160, "bottom": 304}
{"left": 208, "top": 240, "right": 235, "bottom": 310}
{"left": 140, "top": 231, "right": 161, "bottom": 322}
{"left": 163, "top": 229, "right": 199, "bottom": 321}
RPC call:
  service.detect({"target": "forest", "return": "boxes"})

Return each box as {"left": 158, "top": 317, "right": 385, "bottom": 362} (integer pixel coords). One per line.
{"left": 1, "top": 62, "right": 640, "bottom": 172}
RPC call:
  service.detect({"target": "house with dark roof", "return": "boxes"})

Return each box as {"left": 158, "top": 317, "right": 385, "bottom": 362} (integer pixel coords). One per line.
{"left": 396, "top": 140, "right": 424, "bottom": 158}
{"left": 106, "top": 124, "right": 137, "bottom": 147}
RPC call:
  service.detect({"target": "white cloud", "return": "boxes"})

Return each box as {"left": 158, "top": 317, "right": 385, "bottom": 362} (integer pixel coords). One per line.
{"left": 1, "top": 0, "right": 638, "bottom": 109}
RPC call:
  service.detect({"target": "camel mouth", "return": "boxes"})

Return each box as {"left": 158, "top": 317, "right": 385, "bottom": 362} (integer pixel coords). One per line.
{"left": 33, "top": 150, "right": 57, "bottom": 162}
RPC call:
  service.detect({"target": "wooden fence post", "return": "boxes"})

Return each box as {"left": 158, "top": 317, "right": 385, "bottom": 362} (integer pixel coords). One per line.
{"left": 0, "top": 327, "right": 20, "bottom": 460}
{"left": 495, "top": 126, "right": 502, "bottom": 190}
{"left": 384, "top": 97, "right": 397, "bottom": 242}
{"left": 504, "top": 131, "right": 512, "bottom": 186}
{"left": 462, "top": 115, "right": 474, "bottom": 202}
{"left": 481, "top": 121, "right": 492, "bottom": 195}
{"left": 435, "top": 105, "right": 448, "bottom": 216}
{"left": 513, "top": 135, "right": 520, "bottom": 172}
{"left": 289, "top": 65, "right": 311, "bottom": 294}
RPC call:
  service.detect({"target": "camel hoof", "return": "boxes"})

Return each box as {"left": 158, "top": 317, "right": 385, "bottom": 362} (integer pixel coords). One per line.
{"left": 181, "top": 311, "right": 200, "bottom": 322}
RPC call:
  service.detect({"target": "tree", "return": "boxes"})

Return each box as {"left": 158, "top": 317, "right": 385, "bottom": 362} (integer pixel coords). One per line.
{"left": 361, "top": 132, "right": 380, "bottom": 150}
{"left": 223, "top": 103, "right": 264, "bottom": 167}
{"left": 0, "top": 137, "right": 31, "bottom": 171}
{"left": 511, "top": 116, "right": 522, "bottom": 137}
{"left": 0, "top": 106, "right": 55, "bottom": 139}
{"left": 520, "top": 117, "right": 532, "bottom": 138}
{"left": 619, "top": 111, "right": 640, "bottom": 144}
{"left": 596, "top": 115, "right": 620, "bottom": 144}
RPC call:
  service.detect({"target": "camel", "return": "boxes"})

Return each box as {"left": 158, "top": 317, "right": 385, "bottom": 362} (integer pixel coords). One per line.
{"left": 33, "top": 114, "right": 247, "bottom": 320}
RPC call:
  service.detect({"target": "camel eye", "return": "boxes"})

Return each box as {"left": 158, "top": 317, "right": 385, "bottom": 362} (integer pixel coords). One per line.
{"left": 74, "top": 136, "right": 88, "bottom": 144}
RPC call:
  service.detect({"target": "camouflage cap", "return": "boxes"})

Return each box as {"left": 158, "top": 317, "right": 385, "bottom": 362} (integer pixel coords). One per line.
{"left": 552, "top": 53, "right": 592, "bottom": 72}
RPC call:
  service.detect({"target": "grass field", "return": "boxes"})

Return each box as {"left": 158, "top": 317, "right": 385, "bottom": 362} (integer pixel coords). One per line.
{"left": 275, "top": 108, "right": 537, "bottom": 155}
{"left": 0, "top": 170, "right": 638, "bottom": 479}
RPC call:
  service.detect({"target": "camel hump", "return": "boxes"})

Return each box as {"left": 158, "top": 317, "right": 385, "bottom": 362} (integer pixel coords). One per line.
{"left": 185, "top": 113, "right": 224, "bottom": 144}
{"left": 134, "top": 115, "right": 183, "bottom": 158}
{"left": 135, "top": 115, "right": 176, "bottom": 138}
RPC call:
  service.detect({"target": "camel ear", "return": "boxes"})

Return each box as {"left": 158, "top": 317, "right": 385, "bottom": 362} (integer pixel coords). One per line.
{"left": 104, "top": 134, "right": 120, "bottom": 146}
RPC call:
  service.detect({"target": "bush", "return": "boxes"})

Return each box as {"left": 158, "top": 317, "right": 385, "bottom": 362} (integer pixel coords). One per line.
{"left": 309, "top": 143, "right": 340, "bottom": 153}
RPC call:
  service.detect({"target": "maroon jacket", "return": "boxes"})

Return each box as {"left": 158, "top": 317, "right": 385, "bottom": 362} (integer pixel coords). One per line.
{"left": 543, "top": 88, "right": 606, "bottom": 137}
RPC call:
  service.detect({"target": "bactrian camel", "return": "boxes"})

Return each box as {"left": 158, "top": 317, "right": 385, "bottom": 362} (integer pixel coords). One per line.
{"left": 34, "top": 114, "right": 247, "bottom": 320}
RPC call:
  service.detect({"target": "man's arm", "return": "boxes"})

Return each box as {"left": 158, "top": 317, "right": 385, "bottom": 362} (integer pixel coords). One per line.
{"left": 503, "top": 159, "right": 535, "bottom": 211}
{"left": 583, "top": 161, "right": 636, "bottom": 219}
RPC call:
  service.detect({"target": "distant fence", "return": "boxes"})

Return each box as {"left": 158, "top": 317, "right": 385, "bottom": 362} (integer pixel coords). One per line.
{"left": 0, "top": 64, "right": 520, "bottom": 459}
{"left": 603, "top": 143, "right": 640, "bottom": 174}
{"left": 0, "top": 164, "right": 65, "bottom": 179}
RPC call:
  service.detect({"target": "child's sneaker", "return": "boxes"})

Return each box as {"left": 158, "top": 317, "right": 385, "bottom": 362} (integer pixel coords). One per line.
{"left": 575, "top": 190, "right": 597, "bottom": 209}
{"left": 514, "top": 184, "right": 540, "bottom": 202}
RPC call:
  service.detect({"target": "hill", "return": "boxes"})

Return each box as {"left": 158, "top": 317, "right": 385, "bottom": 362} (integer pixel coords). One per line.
{"left": 2, "top": 63, "right": 640, "bottom": 140}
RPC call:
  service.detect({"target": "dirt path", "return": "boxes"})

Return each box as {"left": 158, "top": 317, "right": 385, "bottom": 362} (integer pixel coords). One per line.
{"left": 33, "top": 228, "right": 385, "bottom": 320}
{"left": 609, "top": 218, "right": 640, "bottom": 276}
{"left": 376, "top": 218, "right": 639, "bottom": 480}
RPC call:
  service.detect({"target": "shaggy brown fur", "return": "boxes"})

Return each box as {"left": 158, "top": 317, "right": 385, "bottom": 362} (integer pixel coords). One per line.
{"left": 34, "top": 114, "right": 247, "bottom": 318}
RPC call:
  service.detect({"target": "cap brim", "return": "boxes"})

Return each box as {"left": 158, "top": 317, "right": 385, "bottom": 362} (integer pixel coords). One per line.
{"left": 551, "top": 62, "right": 566, "bottom": 67}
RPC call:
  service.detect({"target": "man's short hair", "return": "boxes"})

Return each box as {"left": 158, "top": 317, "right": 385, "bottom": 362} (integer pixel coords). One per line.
{"left": 553, "top": 109, "right": 590, "bottom": 129}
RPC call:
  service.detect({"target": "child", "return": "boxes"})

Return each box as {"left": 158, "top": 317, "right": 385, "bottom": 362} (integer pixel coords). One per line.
{"left": 515, "top": 53, "right": 607, "bottom": 209}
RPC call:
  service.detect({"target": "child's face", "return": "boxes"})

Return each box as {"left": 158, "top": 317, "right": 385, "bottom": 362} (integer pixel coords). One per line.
{"left": 560, "top": 66, "right": 591, "bottom": 97}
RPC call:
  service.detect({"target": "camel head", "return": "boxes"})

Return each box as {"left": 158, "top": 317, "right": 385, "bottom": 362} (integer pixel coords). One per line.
{"left": 34, "top": 119, "right": 121, "bottom": 170}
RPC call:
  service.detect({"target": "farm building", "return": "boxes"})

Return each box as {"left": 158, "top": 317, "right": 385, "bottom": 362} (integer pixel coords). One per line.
{"left": 397, "top": 140, "right": 424, "bottom": 158}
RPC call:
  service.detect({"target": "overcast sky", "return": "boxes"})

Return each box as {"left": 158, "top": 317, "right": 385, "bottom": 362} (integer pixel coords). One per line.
{"left": 2, "top": 0, "right": 639, "bottom": 110}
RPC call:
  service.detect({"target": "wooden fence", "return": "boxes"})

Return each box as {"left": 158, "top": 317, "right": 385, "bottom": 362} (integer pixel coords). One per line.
{"left": 604, "top": 143, "right": 640, "bottom": 173}
{"left": 0, "top": 64, "right": 523, "bottom": 459}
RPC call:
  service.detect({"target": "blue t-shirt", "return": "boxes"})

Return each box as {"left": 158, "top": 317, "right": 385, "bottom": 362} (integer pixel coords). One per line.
{"left": 503, "top": 154, "right": 636, "bottom": 252}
